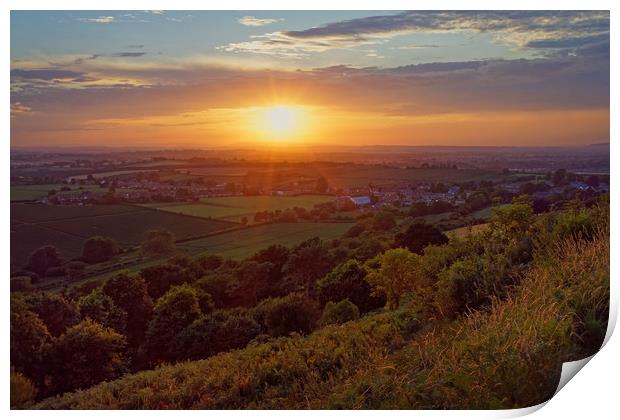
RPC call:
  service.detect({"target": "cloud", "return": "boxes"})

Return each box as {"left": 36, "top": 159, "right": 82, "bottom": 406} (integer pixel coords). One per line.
{"left": 11, "top": 69, "right": 90, "bottom": 81}
{"left": 220, "top": 11, "right": 609, "bottom": 58}
{"left": 127, "top": 45, "right": 145, "bottom": 49}
{"left": 77, "top": 16, "right": 115, "bottom": 24}
{"left": 11, "top": 102, "right": 31, "bottom": 117}
{"left": 396, "top": 44, "right": 441, "bottom": 50}
{"left": 237, "top": 16, "right": 282, "bottom": 27}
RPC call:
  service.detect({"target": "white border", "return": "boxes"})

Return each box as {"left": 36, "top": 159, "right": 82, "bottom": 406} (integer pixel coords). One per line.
{"left": 3, "top": 1, "right": 617, "bottom": 419}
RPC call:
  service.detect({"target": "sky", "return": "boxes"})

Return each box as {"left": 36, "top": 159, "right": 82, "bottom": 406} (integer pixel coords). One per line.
{"left": 10, "top": 10, "right": 610, "bottom": 148}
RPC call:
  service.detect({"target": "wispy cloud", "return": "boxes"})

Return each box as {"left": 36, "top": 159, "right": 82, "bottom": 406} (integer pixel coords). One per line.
{"left": 11, "top": 102, "right": 32, "bottom": 117}
{"left": 220, "top": 11, "right": 609, "bottom": 58}
{"left": 237, "top": 16, "right": 282, "bottom": 27}
{"left": 77, "top": 16, "right": 115, "bottom": 24}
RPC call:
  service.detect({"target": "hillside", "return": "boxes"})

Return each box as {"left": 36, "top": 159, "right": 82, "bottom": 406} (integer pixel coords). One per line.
{"left": 34, "top": 214, "right": 609, "bottom": 409}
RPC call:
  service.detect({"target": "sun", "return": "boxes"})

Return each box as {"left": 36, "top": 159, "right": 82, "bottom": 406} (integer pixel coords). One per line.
{"left": 251, "top": 105, "right": 308, "bottom": 141}
{"left": 265, "top": 106, "right": 299, "bottom": 133}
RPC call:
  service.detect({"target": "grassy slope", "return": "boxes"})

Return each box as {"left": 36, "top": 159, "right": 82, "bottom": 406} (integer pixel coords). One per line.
{"left": 35, "top": 226, "right": 609, "bottom": 409}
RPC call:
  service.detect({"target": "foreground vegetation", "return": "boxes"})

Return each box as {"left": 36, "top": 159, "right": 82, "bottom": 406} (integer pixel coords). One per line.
{"left": 11, "top": 194, "right": 609, "bottom": 409}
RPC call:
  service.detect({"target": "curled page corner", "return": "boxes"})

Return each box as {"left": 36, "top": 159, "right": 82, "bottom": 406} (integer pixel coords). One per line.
{"left": 554, "top": 355, "right": 594, "bottom": 396}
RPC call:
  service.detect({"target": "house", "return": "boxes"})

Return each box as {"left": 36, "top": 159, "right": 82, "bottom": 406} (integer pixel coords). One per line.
{"left": 335, "top": 195, "right": 372, "bottom": 210}
{"left": 350, "top": 195, "right": 371, "bottom": 206}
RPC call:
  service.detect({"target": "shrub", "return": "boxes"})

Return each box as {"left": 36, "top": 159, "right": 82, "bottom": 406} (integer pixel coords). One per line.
{"left": 11, "top": 369, "right": 37, "bottom": 409}
{"left": 25, "top": 245, "right": 62, "bottom": 276}
{"left": 319, "top": 299, "right": 360, "bottom": 326}
{"left": 254, "top": 293, "right": 321, "bottom": 337}
{"left": 395, "top": 222, "right": 448, "bottom": 254}
{"left": 141, "top": 229, "right": 176, "bottom": 256}
{"left": 317, "top": 260, "right": 385, "bottom": 313}
{"left": 81, "top": 236, "right": 119, "bottom": 264}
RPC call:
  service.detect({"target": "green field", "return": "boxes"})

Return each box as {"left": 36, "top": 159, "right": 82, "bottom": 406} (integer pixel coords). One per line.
{"left": 10, "top": 184, "right": 103, "bottom": 201}
{"left": 10, "top": 203, "right": 236, "bottom": 268}
{"left": 49, "top": 222, "right": 355, "bottom": 290}
{"left": 177, "top": 222, "right": 353, "bottom": 259}
{"left": 149, "top": 195, "right": 334, "bottom": 222}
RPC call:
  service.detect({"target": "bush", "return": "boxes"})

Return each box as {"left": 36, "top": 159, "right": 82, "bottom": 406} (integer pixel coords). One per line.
{"left": 11, "top": 369, "right": 37, "bottom": 409}
{"left": 253, "top": 293, "right": 321, "bottom": 337}
{"left": 395, "top": 222, "right": 448, "bottom": 254}
{"left": 319, "top": 299, "right": 360, "bottom": 326}
{"left": 317, "top": 260, "right": 385, "bottom": 313}
{"left": 81, "top": 236, "right": 118, "bottom": 264}
{"left": 141, "top": 229, "right": 176, "bottom": 256}
{"left": 25, "top": 245, "right": 63, "bottom": 276}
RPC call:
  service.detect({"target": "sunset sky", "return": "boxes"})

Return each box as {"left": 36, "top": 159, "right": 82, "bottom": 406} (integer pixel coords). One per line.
{"left": 10, "top": 10, "right": 610, "bottom": 148}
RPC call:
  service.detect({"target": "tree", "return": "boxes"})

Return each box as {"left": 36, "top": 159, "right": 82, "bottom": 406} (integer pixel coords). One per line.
{"left": 145, "top": 284, "right": 203, "bottom": 361}
{"left": 255, "top": 293, "right": 321, "bottom": 337}
{"left": 141, "top": 263, "right": 196, "bottom": 299}
{"left": 372, "top": 211, "right": 396, "bottom": 231}
{"left": 25, "top": 245, "right": 62, "bottom": 276}
{"left": 10, "top": 297, "right": 51, "bottom": 381}
{"left": 176, "top": 311, "right": 261, "bottom": 361}
{"left": 283, "top": 238, "right": 334, "bottom": 292}
{"left": 78, "top": 288, "right": 127, "bottom": 333}
{"left": 22, "top": 291, "right": 80, "bottom": 337}
{"left": 141, "top": 229, "right": 176, "bottom": 256}
{"left": 395, "top": 222, "right": 448, "bottom": 254}
{"left": 319, "top": 299, "right": 360, "bottom": 326}
{"left": 81, "top": 236, "right": 118, "bottom": 264}
{"left": 48, "top": 319, "right": 126, "bottom": 394}
{"left": 102, "top": 272, "right": 153, "bottom": 346}
{"left": 316, "top": 176, "right": 328, "bottom": 193}
{"left": 250, "top": 244, "right": 290, "bottom": 280}
{"left": 366, "top": 248, "right": 423, "bottom": 309}
{"left": 317, "top": 259, "right": 385, "bottom": 313}
{"left": 489, "top": 202, "right": 533, "bottom": 242}
{"left": 461, "top": 191, "right": 491, "bottom": 213}
{"left": 227, "top": 260, "right": 275, "bottom": 307}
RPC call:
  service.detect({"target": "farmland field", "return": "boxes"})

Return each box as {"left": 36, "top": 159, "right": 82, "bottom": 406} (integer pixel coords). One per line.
{"left": 52, "top": 222, "right": 355, "bottom": 289}
{"left": 177, "top": 222, "right": 354, "bottom": 259}
{"left": 185, "top": 165, "right": 498, "bottom": 189}
{"left": 147, "top": 195, "right": 334, "bottom": 222}
{"left": 10, "top": 203, "right": 236, "bottom": 268}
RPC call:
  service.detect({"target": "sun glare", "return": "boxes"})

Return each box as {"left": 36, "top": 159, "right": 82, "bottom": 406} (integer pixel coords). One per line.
{"left": 251, "top": 105, "right": 308, "bottom": 141}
